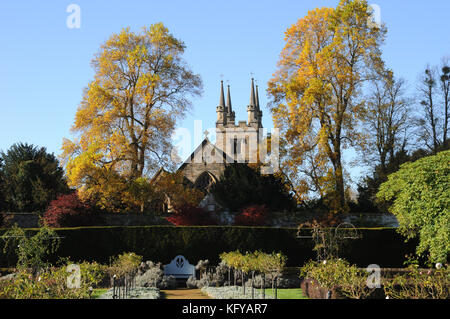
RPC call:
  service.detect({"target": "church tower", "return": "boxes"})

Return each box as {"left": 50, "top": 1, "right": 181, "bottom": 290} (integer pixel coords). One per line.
{"left": 215, "top": 78, "right": 263, "bottom": 163}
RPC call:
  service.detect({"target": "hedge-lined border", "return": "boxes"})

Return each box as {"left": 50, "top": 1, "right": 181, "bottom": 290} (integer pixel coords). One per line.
{"left": 0, "top": 226, "right": 417, "bottom": 268}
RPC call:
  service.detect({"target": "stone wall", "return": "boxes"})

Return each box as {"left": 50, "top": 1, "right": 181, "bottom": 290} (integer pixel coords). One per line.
{"left": 268, "top": 211, "right": 399, "bottom": 228}
{"left": 1, "top": 213, "right": 40, "bottom": 228}
{"left": 1, "top": 212, "right": 169, "bottom": 228}
{"left": 1, "top": 211, "right": 399, "bottom": 229}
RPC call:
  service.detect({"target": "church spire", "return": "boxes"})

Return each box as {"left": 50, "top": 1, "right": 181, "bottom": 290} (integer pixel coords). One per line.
{"left": 216, "top": 80, "right": 226, "bottom": 127}
{"left": 226, "top": 84, "right": 235, "bottom": 124}
{"left": 226, "top": 85, "right": 232, "bottom": 113}
{"left": 256, "top": 84, "right": 263, "bottom": 127}
{"left": 247, "top": 78, "right": 260, "bottom": 127}
{"left": 219, "top": 80, "right": 225, "bottom": 109}
{"left": 255, "top": 84, "right": 260, "bottom": 110}
{"left": 249, "top": 78, "right": 256, "bottom": 106}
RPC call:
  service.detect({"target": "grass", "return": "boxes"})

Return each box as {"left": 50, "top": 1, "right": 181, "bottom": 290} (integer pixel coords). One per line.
{"left": 91, "top": 288, "right": 109, "bottom": 299}
{"left": 257, "top": 288, "right": 307, "bottom": 299}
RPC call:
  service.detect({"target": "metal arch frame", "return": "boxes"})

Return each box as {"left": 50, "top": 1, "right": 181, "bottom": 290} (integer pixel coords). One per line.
{"left": 295, "top": 222, "right": 360, "bottom": 239}
{"left": 334, "top": 222, "right": 360, "bottom": 240}
{"left": 296, "top": 224, "right": 314, "bottom": 239}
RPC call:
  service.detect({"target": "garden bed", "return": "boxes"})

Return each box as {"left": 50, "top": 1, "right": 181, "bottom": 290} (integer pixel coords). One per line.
{"left": 202, "top": 286, "right": 275, "bottom": 299}
{"left": 97, "top": 287, "right": 160, "bottom": 299}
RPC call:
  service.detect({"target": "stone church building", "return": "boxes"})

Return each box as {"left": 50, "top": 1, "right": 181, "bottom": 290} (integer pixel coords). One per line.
{"left": 181, "top": 78, "right": 263, "bottom": 186}
{"left": 153, "top": 78, "right": 265, "bottom": 212}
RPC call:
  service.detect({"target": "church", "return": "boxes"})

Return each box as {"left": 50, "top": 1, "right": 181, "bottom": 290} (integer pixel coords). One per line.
{"left": 152, "top": 78, "right": 266, "bottom": 212}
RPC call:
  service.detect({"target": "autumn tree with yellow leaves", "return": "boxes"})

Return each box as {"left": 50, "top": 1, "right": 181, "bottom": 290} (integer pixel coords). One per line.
{"left": 61, "top": 23, "right": 202, "bottom": 212}
{"left": 268, "top": 0, "right": 386, "bottom": 213}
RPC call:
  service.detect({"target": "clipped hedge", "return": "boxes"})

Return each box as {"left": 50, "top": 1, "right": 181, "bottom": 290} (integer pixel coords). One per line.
{"left": 0, "top": 226, "right": 417, "bottom": 268}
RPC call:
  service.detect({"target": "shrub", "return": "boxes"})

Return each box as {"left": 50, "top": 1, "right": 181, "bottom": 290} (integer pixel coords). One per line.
{"left": 383, "top": 265, "right": 450, "bottom": 299}
{"left": 43, "top": 192, "right": 104, "bottom": 228}
{"left": 134, "top": 260, "right": 177, "bottom": 289}
{"left": 1, "top": 225, "right": 60, "bottom": 271}
{"left": 165, "top": 204, "right": 216, "bottom": 226}
{"left": 252, "top": 273, "right": 300, "bottom": 289}
{"left": 234, "top": 204, "right": 268, "bottom": 226}
{"left": 300, "top": 258, "right": 376, "bottom": 299}
{"left": 108, "top": 252, "right": 142, "bottom": 279}
{"left": 0, "top": 261, "right": 106, "bottom": 299}
{"left": 211, "top": 164, "right": 296, "bottom": 211}
{"left": 377, "top": 150, "right": 450, "bottom": 263}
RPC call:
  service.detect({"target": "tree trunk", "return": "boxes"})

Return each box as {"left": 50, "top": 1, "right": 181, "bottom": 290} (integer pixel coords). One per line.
{"left": 251, "top": 271, "right": 254, "bottom": 299}
{"left": 332, "top": 155, "right": 346, "bottom": 214}
{"left": 242, "top": 271, "right": 245, "bottom": 295}
{"left": 261, "top": 273, "right": 265, "bottom": 299}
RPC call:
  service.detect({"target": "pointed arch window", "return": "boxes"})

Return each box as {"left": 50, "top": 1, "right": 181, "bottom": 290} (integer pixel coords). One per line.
{"left": 194, "top": 171, "right": 216, "bottom": 192}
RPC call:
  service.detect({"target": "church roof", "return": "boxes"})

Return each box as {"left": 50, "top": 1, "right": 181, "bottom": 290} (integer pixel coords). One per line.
{"left": 177, "top": 137, "right": 235, "bottom": 170}
{"left": 149, "top": 166, "right": 169, "bottom": 184}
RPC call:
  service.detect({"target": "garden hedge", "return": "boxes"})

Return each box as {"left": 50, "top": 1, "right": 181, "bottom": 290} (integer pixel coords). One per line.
{"left": 0, "top": 226, "right": 417, "bottom": 268}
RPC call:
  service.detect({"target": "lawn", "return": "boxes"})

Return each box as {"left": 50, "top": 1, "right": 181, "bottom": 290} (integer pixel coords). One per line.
{"left": 92, "top": 288, "right": 109, "bottom": 299}
{"left": 203, "top": 286, "right": 308, "bottom": 299}
{"left": 258, "top": 288, "right": 307, "bottom": 299}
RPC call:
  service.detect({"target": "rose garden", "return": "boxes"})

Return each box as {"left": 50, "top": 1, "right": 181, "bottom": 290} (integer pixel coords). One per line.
{"left": 0, "top": 0, "right": 449, "bottom": 300}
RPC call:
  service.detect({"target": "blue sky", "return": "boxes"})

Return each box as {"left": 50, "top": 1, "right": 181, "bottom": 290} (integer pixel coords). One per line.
{"left": 0, "top": 0, "right": 449, "bottom": 184}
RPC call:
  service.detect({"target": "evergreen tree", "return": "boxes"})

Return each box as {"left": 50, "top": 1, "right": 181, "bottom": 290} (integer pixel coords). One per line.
{"left": 211, "top": 164, "right": 295, "bottom": 212}
{"left": 0, "top": 143, "right": 69, "bottom": 212}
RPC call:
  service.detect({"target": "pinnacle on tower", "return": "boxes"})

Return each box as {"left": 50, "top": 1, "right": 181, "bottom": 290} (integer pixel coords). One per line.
{"left": 216, "top": 80, "right": 227, "bottom": 126}
{"left": 219, "top": 80, "right": 226, "bottom": 109}
{"left": 226, "top": 85, "right": 232, "bottom": 113}
{"left": 255, "top": 84, "right": 260, "bottom": 110}
{"left": 226, "top": 84, "right": 235, "bottom": 124}
{"left": 249, "top": 78, "right": 256, "bottom": 107}
{"left": 247, "top": 78, "right": 260, "bottom": 127}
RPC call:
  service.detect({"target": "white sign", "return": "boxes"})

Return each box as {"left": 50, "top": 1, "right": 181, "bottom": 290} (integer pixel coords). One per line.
{"left": 164, "top": 255, "right": 195, "bottom": 279}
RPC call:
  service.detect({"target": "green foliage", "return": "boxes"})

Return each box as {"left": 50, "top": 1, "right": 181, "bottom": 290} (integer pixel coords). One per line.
{"left": 220, "top": 250, "right": 286, "bottom": 275}
{"left": 377, "top": 150, "right": 450, "bottom": 263}
{"left": 383, "top": 265, "right": 450, "bottom": 299}
{"left": 1, "top": 225, "right": 60, "bottom": 271}
{"left": 357, "top": 149, "right": 412, "bottom": 213}
{"left": 127, "top": 177, "right": 157, "bottom": 214}
{"left": 108, "top": 252, "right": 142, "bottom": 279}
{"left": 300, "top": 258, "right": 375, "bottom": 299}
{"left": 0, "top": 143, "right": 69, "bottom": 212}
{"left": 356, "top": 147, "right": 441, "bottom": 213}
{"left": 0, "top": 261, "right": 107, "bottom": 299}
{"left": 211, "top": 164, "right": 296, "bottom": 212}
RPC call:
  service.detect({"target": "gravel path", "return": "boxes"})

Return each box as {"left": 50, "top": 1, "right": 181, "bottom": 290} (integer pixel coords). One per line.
{"left": 161, "top": 288, "right": 211, "bottom": 299}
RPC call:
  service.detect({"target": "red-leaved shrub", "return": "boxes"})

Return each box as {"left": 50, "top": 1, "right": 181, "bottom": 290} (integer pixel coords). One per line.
{"left": 44, "top": 192, "right": 103, "bottom": 227}
{"left": 165, "top": 204, "right": 216, "bottom": 226}
{"left": 234, "top": 204, "right": 268, "bottom": 226}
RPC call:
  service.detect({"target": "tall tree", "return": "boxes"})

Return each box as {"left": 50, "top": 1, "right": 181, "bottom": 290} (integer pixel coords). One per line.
{"left": 0, "top": 143, "right": 69, "bottom": 212}
{"left": 364, "top": 73, "right": 411, "bottom": 172}
{"left": 417, "top": 66, "right": 441, "bottom": 153}
{"left": 0, "top": 158, "right": 5, "bottom": 212}
{"left": 439, "top": 59, "right": 450, "bottom": 148}
{"left": 61, "top": 24, "right": 202, "bottom": 208}
{"left": 268, "top": 0, "right": 386, "bottom": 213}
